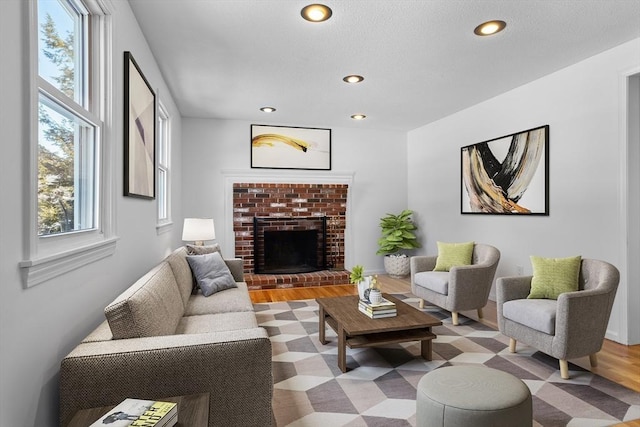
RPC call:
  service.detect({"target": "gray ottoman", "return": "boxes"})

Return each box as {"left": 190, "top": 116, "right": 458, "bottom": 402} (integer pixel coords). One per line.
{"left": 416, "top": 366, "right": 532, "bottom": 427}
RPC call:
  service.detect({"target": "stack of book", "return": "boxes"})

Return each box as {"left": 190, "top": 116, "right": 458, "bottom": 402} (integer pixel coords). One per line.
{"left": 358, "top": 297, "right": 397, "bottom": 318}
{"left": 90, "top": 398, "right": 178, "bottom": 427}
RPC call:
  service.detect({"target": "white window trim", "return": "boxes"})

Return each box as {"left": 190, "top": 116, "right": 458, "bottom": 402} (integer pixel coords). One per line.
{"left": 21, "top": 0, "right": 118, "bottom": 288}
{"left": 156, "top": 99, "right": 173, "bottom": 234}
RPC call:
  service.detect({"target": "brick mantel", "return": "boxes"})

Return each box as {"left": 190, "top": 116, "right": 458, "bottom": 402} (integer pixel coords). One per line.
{"left": 234, "top": 182, "right": 348, "bottom": 273}
{"left": 221, "top": 170, "right": 355, "bottom": 273}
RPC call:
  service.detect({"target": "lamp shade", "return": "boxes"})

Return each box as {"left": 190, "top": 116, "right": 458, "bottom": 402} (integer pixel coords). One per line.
{"left": 182, "top": 218, "right": 216, "bottom": 244}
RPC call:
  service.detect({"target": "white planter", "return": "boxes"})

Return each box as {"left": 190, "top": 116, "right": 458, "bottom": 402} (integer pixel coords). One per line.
{"left": 384, "top": 255, "right": 410, "bottom": 278}
{"left": 357, "top": 277, "right": 371, "bottom": 300}
{"left": 369, "top": 289, "right": 383, "bottom": 304}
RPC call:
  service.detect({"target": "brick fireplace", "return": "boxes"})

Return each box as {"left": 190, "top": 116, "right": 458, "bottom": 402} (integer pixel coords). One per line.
{"left": 233, "top": 182, "right": 350, "bottom": 289}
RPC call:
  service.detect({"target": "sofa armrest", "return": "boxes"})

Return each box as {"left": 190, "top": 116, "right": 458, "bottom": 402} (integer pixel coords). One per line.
{"left": 410, "top": 256, "right": 437, "bottom": 283}
{"left": 553, "top": 288, "right": 616, "bottom": 359}
{"left": 60, "top": 328, "right": 272, "bottom": 427}
{"left": 447, "top": 264, "right": 496, "bottom": 310}
{"left": 496, "top": 276, "right": 532, "bottom": 304}
{"left": 224, "top": 258, "right": 244, "bottom": 282}
{"left": 496, "top": 276, "right": 532, "bottom": 330}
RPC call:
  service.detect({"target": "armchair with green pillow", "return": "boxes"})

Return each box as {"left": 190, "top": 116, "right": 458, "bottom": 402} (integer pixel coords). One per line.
{"left": 497, "top": 256, "right": 619, "bottom": 379}
{"left": 410, "top": 242, "right": 501, "bottom": 325}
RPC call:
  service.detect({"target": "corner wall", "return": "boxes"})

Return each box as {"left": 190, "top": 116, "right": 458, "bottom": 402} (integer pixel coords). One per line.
{"left": 0, "top": 1, "right": 184, "bottom": 425}
{"left": 407, "top": 38, "right": 640, "bottom": 344}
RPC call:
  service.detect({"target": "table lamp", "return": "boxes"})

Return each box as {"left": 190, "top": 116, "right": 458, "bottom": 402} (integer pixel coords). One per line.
{"left": 182, "top": 218, "right": 215, "bottom": 246}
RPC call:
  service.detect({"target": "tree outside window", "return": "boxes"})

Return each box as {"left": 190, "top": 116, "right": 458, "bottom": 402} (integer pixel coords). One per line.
{"left": 37, "top": 0, "right": 96, "bottom": 236}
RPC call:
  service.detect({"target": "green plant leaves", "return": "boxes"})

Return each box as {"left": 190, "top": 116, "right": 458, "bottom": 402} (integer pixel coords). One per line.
{"left": 376, "top": 209, "right": 420, "bottom": 255}
{"left": 350, "top": 264, "right": 364, "bottom": 284}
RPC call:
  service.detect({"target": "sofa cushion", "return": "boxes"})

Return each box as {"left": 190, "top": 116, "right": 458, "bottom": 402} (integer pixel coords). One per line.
{"left": 224, "top": 258, "right": 245, "bottom": 283}
{"left": 187, "top": 251, "right": 238, "bottom": 297}
{"left": 104, "top": 262, "right": 184, "bottom": 339}
{"left": 434, "top": 241, "right": 474, "bottom": 272}
{"left": 176, "top": 311, "right": 259, "bottom": 334}
{"left": 185, "top": 244, "right": 223, "bottom": 294}
{"left": 185, "top": 282, "right": 255, "bottom": 315}
{"left": 166, "top": 247, "right": 195, "bottom": 309}
{"left": 502, "top": 299, "right": 557, "bottom": 335}
{"left": 413, "top": 271, "right": 450, "bottom": 295}
{"left": 528, "top": 255, "right": 581, "bottom": 300}
{"left": 187, "top": 243, "right": 222, "bottom": 256}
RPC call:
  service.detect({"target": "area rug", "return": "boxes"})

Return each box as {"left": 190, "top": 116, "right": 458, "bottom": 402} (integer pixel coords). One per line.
{"left": 254, "top": 294, "right": 640, "bottom": 427}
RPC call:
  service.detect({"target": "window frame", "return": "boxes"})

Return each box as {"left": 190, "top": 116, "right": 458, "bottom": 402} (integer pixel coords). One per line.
{"left": 21, "top": 0, "right": 117, "bottom": 288}
{"left": 156, "top": 100, "right": 173, "bottom": 233}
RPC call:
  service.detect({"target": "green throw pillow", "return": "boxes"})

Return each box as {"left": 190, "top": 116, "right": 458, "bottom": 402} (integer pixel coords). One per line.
{"left": 433, "top": 241, "right": 474, "bottom": 272}
{"left": 528, "top": 255, "right": 582, "bottom": 299}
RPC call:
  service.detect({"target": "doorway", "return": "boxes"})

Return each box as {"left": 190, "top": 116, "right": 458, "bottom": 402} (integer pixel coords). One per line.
{"left": 626, "top": 72, "right": 639, "bottom": 344}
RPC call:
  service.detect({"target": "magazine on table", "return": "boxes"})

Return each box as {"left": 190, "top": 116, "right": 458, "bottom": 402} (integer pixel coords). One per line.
{"left": 359, "top": 297, "right": 396, "bottom": 310}
{"left": 89, "top": 398, "right": 177, "bottom": 427}
{"left": 358, "top": 305, "right": 397, "bottom": 318}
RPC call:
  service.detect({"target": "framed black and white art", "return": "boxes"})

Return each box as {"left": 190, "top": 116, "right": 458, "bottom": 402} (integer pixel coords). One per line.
{"left": 124, "top": 51, "right": 156, "bottom": 199}
{"left": 461, "top": 125, "right": 549, "bottom": 215}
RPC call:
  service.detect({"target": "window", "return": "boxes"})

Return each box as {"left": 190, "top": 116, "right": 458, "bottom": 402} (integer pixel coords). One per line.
{"left": 156, "top": 101, "right": 172, "bottom": 231}
{"left": 37, "top": 0, "right": 97, "bottom": 236}
{"left": 38, "top": 93, "right": 98, "bottom": 235}
{"left": 21, "top": 0, "right": 116, "bottom": 287}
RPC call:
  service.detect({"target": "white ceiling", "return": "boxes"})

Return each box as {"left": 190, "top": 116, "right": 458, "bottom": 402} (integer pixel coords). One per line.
{"left": 128, "top": 0, "right": 640, "bottom": 132}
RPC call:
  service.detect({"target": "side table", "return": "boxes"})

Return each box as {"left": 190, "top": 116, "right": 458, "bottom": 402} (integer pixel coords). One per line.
{"left": 66, "top": 392, "right": 209, "bottom": 427}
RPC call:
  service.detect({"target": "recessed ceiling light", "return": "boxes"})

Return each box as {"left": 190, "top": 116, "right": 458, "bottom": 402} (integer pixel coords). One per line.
{"left": 474, "top": 20, "right": 506, "bottom": 36}
{"left": 351, "top": 114, "right": 366, "bottom": 120}
{"left": 301, "top": 4, "right": 332, "bottom": 22}
{"left": 260, "top": 107, "right": 276, "bottom": 113}
{"left": 343, "top": 75, "right": 364, "bottom": 84}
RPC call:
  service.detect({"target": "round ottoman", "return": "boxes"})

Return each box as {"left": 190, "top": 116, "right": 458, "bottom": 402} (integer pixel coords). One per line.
{"left": 416, "top": 366, "right": 532, "bottom": 427}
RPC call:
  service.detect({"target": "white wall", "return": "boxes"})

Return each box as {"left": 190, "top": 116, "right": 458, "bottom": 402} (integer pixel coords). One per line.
{"left": 181, "top": 118, "right": 409, "bottom": 274}
{"left": 1, "top": 1, "right": 636, "bottom": 423}
{"left": 0, "top": 1, "right": 183, "bottom": 425}
{"left": 407, "top": 38, "right": 640, "bottom": 345}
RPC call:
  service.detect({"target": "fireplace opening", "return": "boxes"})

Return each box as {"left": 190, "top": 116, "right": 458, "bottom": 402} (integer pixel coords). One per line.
{"left": 253, "top": 217, "right": 327, "bottom": 274}
{"left": 264, "top": 230, "right": 318, "bottom": 273}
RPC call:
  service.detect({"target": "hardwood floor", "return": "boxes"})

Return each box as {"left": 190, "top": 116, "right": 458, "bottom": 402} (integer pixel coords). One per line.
{"left": 249, "top": 274, "right": 640, "bottom": 427}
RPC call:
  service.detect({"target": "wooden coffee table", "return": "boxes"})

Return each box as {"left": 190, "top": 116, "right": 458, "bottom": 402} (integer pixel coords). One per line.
{"left": 316, "top": 294, "right": 442, "bottom": 372}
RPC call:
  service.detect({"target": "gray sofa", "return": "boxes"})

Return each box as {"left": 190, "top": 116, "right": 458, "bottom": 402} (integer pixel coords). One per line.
{"left": 59, "top": 247, "right": 272, "bottom": 427}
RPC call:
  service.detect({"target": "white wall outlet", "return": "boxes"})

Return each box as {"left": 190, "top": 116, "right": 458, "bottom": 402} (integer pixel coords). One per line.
{"left": 516, "top": 265, "right": 524, "bottom": 275}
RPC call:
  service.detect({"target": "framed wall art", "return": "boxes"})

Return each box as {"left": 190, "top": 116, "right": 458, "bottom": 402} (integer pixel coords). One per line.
{"left": 124, "top": 51, "right": 156, "bottom": 199}
{"left": 461, "top": 125, "right": 549, "bottom": 215}
{"left": 251, "top": 124, "right": 331, "bottom": 170}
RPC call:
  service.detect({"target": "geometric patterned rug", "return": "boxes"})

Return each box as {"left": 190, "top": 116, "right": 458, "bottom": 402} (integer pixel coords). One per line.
{"left": 254, "top": 294, "right": 640, "bottom": 427}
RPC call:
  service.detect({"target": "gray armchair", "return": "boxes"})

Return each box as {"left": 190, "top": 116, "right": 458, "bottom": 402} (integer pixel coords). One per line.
{"left": 497, "top": 259, "right": 619, "bottom": 379}
{"left": 410, "top": 244, "right": 500, "bottom": 325}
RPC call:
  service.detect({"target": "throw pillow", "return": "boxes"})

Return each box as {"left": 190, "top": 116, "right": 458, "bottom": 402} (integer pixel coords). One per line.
{"left": 186, "top": 243, "right": 222, "bottom": 256}
{"left": 528, "top": 255, "right": 582, "bottom": 300}
{"left": 186, "top": 251, "right": 237, "bottom": 297}
{"left": 433, "top": 241, "right": 475, "bottom": 272}
{"left": 186, "top": 244, "right": 223, "bottom": 293}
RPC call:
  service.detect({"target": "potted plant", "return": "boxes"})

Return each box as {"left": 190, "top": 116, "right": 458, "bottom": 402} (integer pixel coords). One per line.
{"left": 349, "top": 265, "right": 365, "bottom": 285}
{"left": 350, "top": 265, "right": 372, "bottom": 300}
{"left": 376, "top": 209, "right": 420, "bottom": 278}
